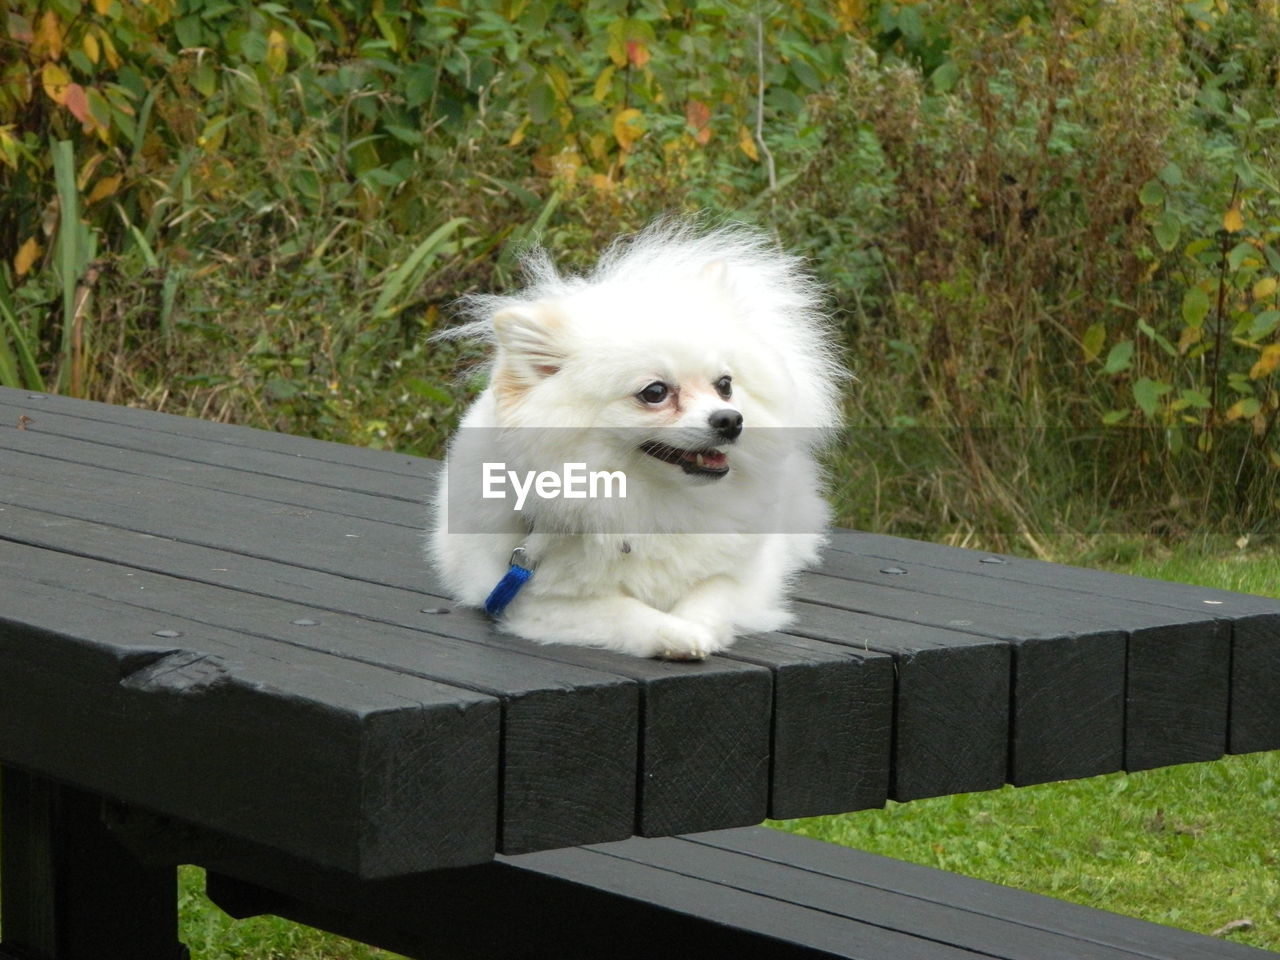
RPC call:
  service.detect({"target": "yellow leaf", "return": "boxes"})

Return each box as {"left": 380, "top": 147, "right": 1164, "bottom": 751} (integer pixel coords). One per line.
{"left": 265, "top": 30, "right": 288, "bottom": 75}
{"left": 613, "top": 108, "right": 645, "bottom": 152}
{"left": 1177, "top": 324, "right": 1202, "bottom": 354}
{"left": 508, "top": 118, "right": 529, "bottom": 147}
{"left": 197, "top": 114, "right": 228, "bottom": 151}
{"left": 1225, "top": 398, "right": 1252, "bottom": 421}
{"left": 738, "top": 125, "right": 759, "bottom": 162}
{"left": 0, "top": 126, "right": 18, "bottom": 170}
{"left": 549, "top": 148, "right": 581, "bottom": 183}
{"left": 1081, "top": 321, "right": 1106, "bottom": 361}
{"left": 1251, "top": 344, "right": 1280, "bottom": 379}
{"left": 1224, "top": 203, "right": 1245, "bottom": 233}
{"left": 92, "top": 0, "right": 112, "bottom": 13}
{"left": 1271, "top": 449, "right": 1280, "bottom": 470}
{"left": 33, "top": 11, "right": 64, "bottom": 61}
{"left": 41, "top": 62, "right": 71, "bottom": 105}
{"left": 834, "top": 0, "right": 866, "bottom": 32}
{"left": 100, "top": 31, "right": 122, "bottom": 70}
{"left": 77, "top": 151, "right": 106, "bottom": 189}
{"left": 14, "top": 236, "right": 42, "bottom": 277}
{"left": 87, "top": 173, "right": 122, "bottom": 204}
{"left": 593, "top": 66, "right": 615, "bottom": 102}
{"left": 545, "top": 65, "right": 570, "bottom": 102}
{"left": 607, "top": 35, "right": 627, "bottom": 68}
{"left": 1254, "top": 276, "right": 1277, "bottom": 300}
{"left": 586, "top": 131, "right": 608, "bottom": 162}
{"left": 83, "top": 32, "right": 101, "bottom": 65}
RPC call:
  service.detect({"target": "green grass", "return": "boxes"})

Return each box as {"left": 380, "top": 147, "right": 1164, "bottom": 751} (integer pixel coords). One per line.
{"left": 165, "top": 545, "right": 1280, "bottom": 955}
{"left": 178, "top": 868, "right": 404, "bottom": 960}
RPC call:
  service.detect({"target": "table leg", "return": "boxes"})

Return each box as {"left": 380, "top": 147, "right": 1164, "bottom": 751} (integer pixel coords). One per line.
{"left": 1, "top": 766, "right": 189, "bottom": 960}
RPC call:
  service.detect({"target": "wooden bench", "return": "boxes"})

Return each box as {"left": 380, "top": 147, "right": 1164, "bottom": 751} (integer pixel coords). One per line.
{"left": 205, "top": 826, "right": 1274, "bottom": 960}
{"left": 1, "top": 385, "right": 1277, "bottom": 959}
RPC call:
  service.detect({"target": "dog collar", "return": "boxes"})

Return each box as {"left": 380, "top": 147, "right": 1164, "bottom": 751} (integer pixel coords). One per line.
{"left": 484, "top": 546, "right": 535, "bottom": 617}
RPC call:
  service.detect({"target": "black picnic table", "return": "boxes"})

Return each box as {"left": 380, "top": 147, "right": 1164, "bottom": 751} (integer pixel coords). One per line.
{"left": 2, "top": 385, "right": 1279, "bottom": 959}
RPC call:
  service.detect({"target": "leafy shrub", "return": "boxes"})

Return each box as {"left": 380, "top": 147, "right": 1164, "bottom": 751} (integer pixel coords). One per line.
{"left": 1, "top": 0, "right": 847, "bottom": 446}
{"left": 2, "top": 0, "right": 1278, "bottom": 538}
{"left": 783, "top": 0, "right": 1280, "bottom": 540}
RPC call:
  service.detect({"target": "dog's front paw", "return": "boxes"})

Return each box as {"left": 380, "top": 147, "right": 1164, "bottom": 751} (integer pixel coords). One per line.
{"left": 653, "top": 618, "right": 722, "bottom": 661}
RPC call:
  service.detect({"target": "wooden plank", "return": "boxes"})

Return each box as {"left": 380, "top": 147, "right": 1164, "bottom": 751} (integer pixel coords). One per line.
{"left": 0, "top": 387, "right": 425, "bottom": 479}
{"left": 1231, "top": 616, "right": 1280, "bottom": 754}
{"left": 829, "top": 530, "right": 1280, "bottom": 758}
{"left": 795, "top": 568, "right": 1127, "bottom": 787}
{"left": 699, "top": 827, "right": 1273, "bottom": 960}
{"left": 808, "top": 555, "right": 1198, "bottom": 783}
{"left": 0, "top": 388, "right": 430, "bottom": 502}
{"left": 1, "top": 767, "right": 189, "bottom": 960}
{"left": 727, "top": 633, "right": 893, "bottom": 819}
{"left": 0, "top": 583, "right": 500, "bottom": 878}
{"left": 1, "top": 416, "right": 417, "bottom": 527}
{"left": 588, "top": 836, "right": 1163, "bottom": 960}
{"left": 203, "top": 826, "right": 1274, "bottom": 960}
{"left": 9, "top": 391, "right": 1268, "bottom": 770}
{"left": 0, "top": 453, "right": 856, "bottom": 832}
{"left": 0, "top": 398, "right": 1088, "bottom": 795}
{"left": 782, "top": 599, "right": 1011, "bottom": 800}
{"left": 0, "top": 506, "right": 771, "bottom": 842}
{"left": 814, "top": 548, "right": 1232, "bottom": 772}
{"left": 480, "top": 639, "right": 774, "bottom": 836}
{"left": 205, "top": 852, "right": 989, "bottom": 960}
{"left": 0, "top": 540, "right": 638, "bottom": 857}
{"left": 827, "top": 530, "right": 1280, "bottom": 614}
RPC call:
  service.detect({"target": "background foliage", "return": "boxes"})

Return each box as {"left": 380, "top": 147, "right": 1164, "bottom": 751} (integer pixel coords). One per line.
{"left": 3, "top": 0, "right": 1280, "bottom": 541}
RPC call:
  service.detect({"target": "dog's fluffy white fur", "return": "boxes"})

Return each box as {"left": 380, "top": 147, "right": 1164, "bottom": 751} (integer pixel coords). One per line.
{"left": 428, "top": 220, "right": 845, "bottom": 659}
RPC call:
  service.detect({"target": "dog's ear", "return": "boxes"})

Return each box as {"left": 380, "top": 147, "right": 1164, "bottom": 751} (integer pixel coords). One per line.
{"left": 492, "top": 303, "right": 564, "bottom": 380}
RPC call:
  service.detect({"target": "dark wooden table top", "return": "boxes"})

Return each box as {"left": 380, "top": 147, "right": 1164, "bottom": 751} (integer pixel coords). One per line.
{"left": 2, "top": 386, "right": 1278, "bottom": 880}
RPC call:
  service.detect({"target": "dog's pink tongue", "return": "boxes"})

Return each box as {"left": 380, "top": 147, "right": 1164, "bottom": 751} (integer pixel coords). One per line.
{"left": 684, "top": 450, "right": 727, "bottom": 468}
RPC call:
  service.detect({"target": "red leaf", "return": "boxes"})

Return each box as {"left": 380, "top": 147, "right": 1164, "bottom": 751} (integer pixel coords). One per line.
{"left": 685, "top": 98, "right": 711, "bottom": 131}
{"left": 626, "top": 39, "right": 650, "bottom": 67}
{"left": 63, "top": 82, "right": 89, "bottom": 123}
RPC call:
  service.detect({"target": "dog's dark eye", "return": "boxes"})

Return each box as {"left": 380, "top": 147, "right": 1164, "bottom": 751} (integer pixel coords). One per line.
{"left": 715, "top": 376, "right": 732, "bottom": 399}
{"left": 638, "top": 381, "right": 669, "bottom": 404}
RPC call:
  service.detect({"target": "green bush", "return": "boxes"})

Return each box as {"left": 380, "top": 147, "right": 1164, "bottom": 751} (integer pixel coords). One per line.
{"left": 2, "top": 0, "right": 1278, "bottom": 538}
{"left": 1, "top": 0, "right": 847, "bottom": 449}
{"left": 780, "top": 0, "right": 1280, "bottom": 542}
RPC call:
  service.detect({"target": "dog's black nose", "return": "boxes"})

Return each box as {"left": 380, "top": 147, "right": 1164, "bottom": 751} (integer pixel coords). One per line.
{"left": 709, "top": 409, "right": 743, "bottom": 440}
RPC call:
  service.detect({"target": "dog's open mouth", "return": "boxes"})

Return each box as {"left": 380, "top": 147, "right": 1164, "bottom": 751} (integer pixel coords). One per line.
{"left": 639, "top": 441, "right": 730, "bottom": 478}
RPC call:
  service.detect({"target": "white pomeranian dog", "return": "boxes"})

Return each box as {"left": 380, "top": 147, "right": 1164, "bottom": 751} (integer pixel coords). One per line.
{"left": 428, "top": 220, "right": 845, "bottom": 660}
